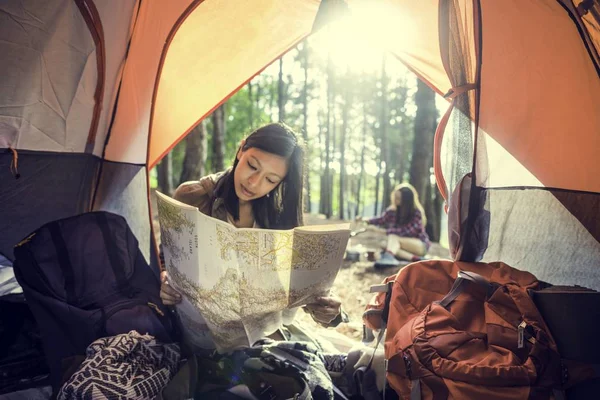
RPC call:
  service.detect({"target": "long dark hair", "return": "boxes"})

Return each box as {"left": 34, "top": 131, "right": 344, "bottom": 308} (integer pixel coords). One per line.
{"left": 391, "top": 184, "right": 427, "bottom": 226}
{"left": 215, "top": 123, "right": 305, "bottom": 229}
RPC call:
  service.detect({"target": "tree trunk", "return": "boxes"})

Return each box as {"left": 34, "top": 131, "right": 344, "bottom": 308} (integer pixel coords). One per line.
{"left": 157, "top": 153, "right": 173, "bottom": 195}
{"left": 394, "top": 141, "right": 405, "bottom": 184}
{"left": 355, "top": 101, "right": 368, "bottom": 217}
{"left": 212, "top": 104, "right": 226, "bottom": 171}
{"left": 179, "top": 120, "right": 207, "bottom": 184}
{"left": 424, "top": 181, "right": 434, "bottom": 240}
{"left": 278, "top": 57, "right": 285, "bottom": 122}
{"left": 380, "top": 54, "right": 392, "bottom": 210}
{"left": 318, "top": 115, "right": 326, "bottom": 215}
{"left": 323, "top": 53, "right": 333, "bottom": 218}
{"left": 374, "top": 167, "right": 381, "bottom": 216}
{"left": 302, "top": 42, "right": 311, "bottom": 212}
{"left": 329, "top": 70, "right": 337, "bottom": 220}
{"left": 433, "top": 185, "right": 443, "bottom": 242}
{"left": 424, "top": 182, "right": 443, "bottom": 242}
{"left": 338, "top": 73, "right": 350, "bottom": 220}
{"left": 409, "top": 79, "right": 437, "bottom": 208}
{"left": 248, "top": 81, "right": 253, "bottom": 128}
{"left": 255, "top": 81, "right": 261, "bottom": 114}
{"left": 268, "top": 80, "right": 274, "bottom": 121}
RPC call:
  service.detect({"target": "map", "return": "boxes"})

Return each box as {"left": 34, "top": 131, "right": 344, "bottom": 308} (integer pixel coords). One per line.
{"left": 156, "top": 191, "right": 351, "bottom": 351}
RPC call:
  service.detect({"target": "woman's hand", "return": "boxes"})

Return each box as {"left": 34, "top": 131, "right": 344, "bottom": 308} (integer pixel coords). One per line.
{"left": 160, "top": 270, "right": 182, "bottom": 305}
{"left": 304, "top": 295, "right": 342, "bottom": 327}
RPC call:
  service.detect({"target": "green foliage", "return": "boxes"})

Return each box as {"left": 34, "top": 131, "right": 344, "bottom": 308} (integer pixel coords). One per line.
{"left": 204, "top": 79, "right": 276, "bottom": 175}
{"left": 157, "top": 32, "right": 441, "bottom": 234}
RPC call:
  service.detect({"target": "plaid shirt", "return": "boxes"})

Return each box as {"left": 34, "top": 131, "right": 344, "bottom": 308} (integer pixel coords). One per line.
{"left": 368, "top": 208, "right": 431, "bottom": 249}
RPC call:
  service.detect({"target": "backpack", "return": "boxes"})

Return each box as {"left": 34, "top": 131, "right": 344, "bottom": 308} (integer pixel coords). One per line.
{"left": 162, "top": 339, "right": 343, "bottom": 400}
{"left": 12, "top": 211, "right": 175, "bottom": 393}
{"left": 0, "top": 293, "right": 50, "bottom": 394}
{"left": 362, "top": 260, "right": 599, "bottom": 399}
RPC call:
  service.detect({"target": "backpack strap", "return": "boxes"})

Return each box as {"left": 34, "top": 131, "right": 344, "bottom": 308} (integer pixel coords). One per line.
{"left": 356, "top": 281, "right": 394, "bottom": 400}
{"left": 48, "top": 223, "right": 77, "bottom": 304}
{"left": 96, "top": 212, "right": 133, "bottom": 296}
{"left": 410, "top": 378, "right": 421, "bottom": 400}
{"left": 352, "top": 366, "right": 380, "bottom": 400}
{"left": 438, "top": 270, "right": 496, "bottom": 308}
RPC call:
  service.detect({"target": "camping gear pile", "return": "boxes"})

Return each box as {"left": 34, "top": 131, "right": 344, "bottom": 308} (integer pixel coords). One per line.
{"left": 361, "top": 260, "right": 600, "bottom": 399}
{"left": 7, "top": 211, "right": 177, "bottom": 397}
{"left": 0, "top": 0, "right": 598, "bottom": 398}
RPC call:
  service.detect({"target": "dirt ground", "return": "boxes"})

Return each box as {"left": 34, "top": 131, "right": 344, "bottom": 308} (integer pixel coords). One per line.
{"left": 294, "top": 214, "right": 450, "bottom": 343}
{"left": 151, "top": 191, "right": 450, "bottom": 344}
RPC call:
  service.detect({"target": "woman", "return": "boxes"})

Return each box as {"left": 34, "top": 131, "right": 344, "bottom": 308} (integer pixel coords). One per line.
{"left": 359, "top": 183, "right": 430, "bottom": 261}
{"left": 160, "top": 123, "right": 346, "bottom": 349}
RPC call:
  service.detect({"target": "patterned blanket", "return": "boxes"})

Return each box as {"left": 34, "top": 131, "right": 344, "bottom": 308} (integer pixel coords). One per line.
{"left": 58, "top": 331, "right": 180, "bottom": 400}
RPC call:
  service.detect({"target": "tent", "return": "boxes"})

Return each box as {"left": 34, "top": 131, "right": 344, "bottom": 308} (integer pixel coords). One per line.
{"left": 1, "top": 0, "right": 598, "bottom": 291}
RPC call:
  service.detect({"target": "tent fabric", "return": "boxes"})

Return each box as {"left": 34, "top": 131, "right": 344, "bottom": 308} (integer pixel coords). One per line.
{"left": 434, "top": 0, "right": 478, "bottom": 204}
{"left": 0, "top": 0, "right": 598, "bottom": 287}
{"left": 438, "top": 0, "right": 600, "bottom": 288}
{"left": 0, "top": 0, "right": 96, "bottom": 153}
{"left": 104, "top": 0, "right": 194, "bottom": 165}
{"left": 0, "top": 0, "right": 136, "bottom": 157}
{"left": 147, "top": 0, "right": 321, "bottom": 167}
{"left": 0, "top": 151, "right": 99, "bottom": 260}
{"left": 475, "top": 188, "right": 600, "bottom": 289}
{"left": 92, "top": 161, "right": 152, "bottom": 263}
{"left": 569, "top": 0, "right": 600, "bottom": 72}
{"left": 88, "top": 0, "right": 138, "bottom": 155}
{"left": 478, "top": 0, "right": 600, "bottom": 193}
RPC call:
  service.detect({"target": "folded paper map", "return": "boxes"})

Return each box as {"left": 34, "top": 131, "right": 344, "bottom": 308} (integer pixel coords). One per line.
{"left": 156, "top": 191, "right": 351, "bottom": 351}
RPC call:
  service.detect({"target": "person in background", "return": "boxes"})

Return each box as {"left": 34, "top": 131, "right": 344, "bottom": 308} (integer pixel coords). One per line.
{"left": 357, "top": 183, "right": 430, "bottom": 262}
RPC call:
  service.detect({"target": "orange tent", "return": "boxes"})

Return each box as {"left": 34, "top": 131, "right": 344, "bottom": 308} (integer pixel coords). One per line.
{"left": 1, "top": 0, "right": 598, "bottom": 287}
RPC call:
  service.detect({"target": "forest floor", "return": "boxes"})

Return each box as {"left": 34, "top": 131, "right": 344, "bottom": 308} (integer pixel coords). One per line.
{"left": 151, "top": 191, "right": 451, "bottom": 346}
{"left": 295, "top": 214, "right": 450, "bottom": 344}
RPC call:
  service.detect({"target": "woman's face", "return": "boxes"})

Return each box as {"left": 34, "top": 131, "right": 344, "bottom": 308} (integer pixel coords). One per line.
{"left": 234, "top": 145, "right": 288, "bottom": 203}
{"left": 394, "top": 191, "right": 402, "bottom": 207}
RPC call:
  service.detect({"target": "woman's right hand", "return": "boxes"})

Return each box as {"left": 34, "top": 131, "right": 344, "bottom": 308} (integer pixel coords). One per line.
{"left": 160, "top": 270, "right": 182, "bottom": 305}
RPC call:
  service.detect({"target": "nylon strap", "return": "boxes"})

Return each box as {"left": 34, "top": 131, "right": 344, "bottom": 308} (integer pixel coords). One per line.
{"left": 370, "top": 283, "right": 391, "bottom": 293}
{"left": 410, "top": 379, "right": 421, "bottom": 400}
{"left": 366, "top": 327, "right": 386, "bottom": 371}
{"left": 439, "top": 270, "right": 493, "bottom": 308}
{"left": 96, "top": 212, "right": 131, "bottom": 294}
{"left": 443, "top": 83, "right": 478, "bottom": 99}
{"left": 362, "top": 324, "right": 376, "bottom": 344}
{"left": 49, "top": 223, "right": 77, "bottom": 304}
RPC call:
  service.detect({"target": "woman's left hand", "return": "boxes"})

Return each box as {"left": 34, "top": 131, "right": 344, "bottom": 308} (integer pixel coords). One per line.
{"left": 304, "top": 295, "right": 342, "bottom": 327}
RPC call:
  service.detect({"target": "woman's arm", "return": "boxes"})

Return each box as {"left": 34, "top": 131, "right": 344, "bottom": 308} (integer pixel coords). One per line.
{"left": 366, "top": 209, "right": 393, "bottom": 227}
{"left": 174, "top": 176, "right": 214, "bottom": 206}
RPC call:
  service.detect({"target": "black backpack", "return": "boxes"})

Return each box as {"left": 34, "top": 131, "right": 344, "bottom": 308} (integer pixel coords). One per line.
{"left": 13, "top": 211, "right": 174, "bottom": 393}
{"left": 0, "top": 293, "right": 50, "bottom": 394}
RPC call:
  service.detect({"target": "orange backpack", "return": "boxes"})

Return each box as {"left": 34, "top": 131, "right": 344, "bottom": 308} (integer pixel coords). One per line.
{"left": 363, "top": 260, "right": 597, "bottom": 399}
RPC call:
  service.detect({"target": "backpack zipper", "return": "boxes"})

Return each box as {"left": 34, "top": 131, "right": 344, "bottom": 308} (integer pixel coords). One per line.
{"left": 517, "top": 320, "right": 537, "bottom": 349}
